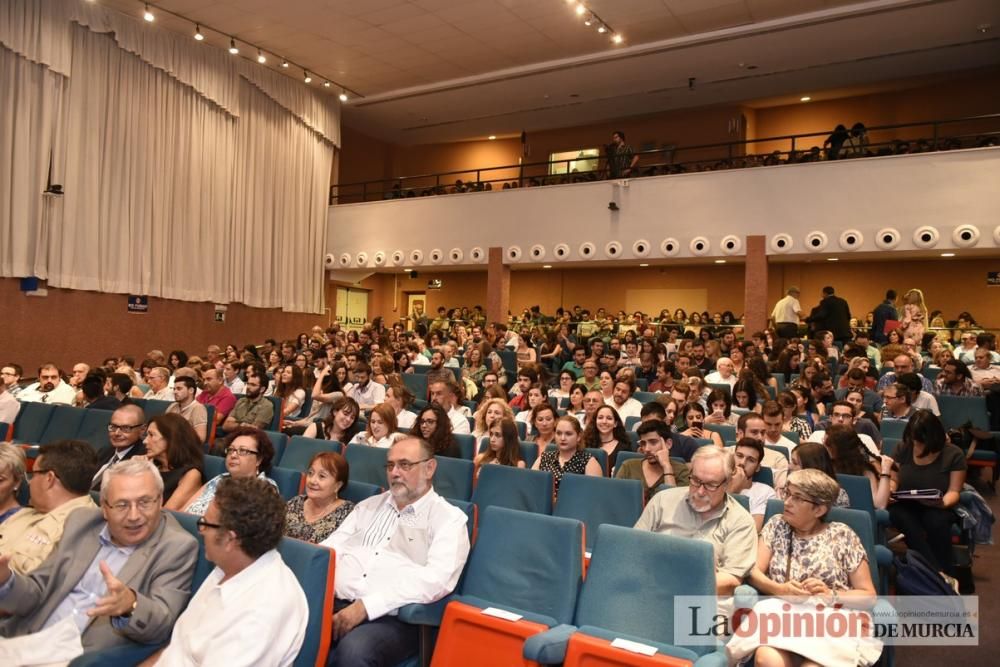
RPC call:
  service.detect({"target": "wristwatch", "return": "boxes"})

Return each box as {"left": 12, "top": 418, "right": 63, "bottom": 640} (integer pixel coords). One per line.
{"left": 121, "top": 589, "right": 139, "bottom": 618}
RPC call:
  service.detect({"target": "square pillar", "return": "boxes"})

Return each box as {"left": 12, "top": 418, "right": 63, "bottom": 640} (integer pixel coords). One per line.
{"left": 486, "top": 247, "right": 510, "bottom": 325}
{"left": 743, "top": 235, "right": 768, "bottom": 334}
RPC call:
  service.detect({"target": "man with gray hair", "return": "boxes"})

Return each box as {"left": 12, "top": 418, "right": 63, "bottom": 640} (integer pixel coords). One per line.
{"left": 144, "top": 367, "right": 173, "bottom": 401}
{"left": 634, "top": 447, "right": 757, "bottom": 595}
{"left": 0, "top": 458, "right": 197, "bottom": 659}
{"left": 771, "top": 287, "right": 804, "bottom": 340}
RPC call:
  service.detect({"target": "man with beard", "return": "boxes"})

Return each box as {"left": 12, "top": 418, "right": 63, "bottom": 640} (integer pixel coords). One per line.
{"left": 18, "top": 364, "right": 76, "bottom": 405}
{"left": 221, "top": 374, "right": 274, "bottom": 432}
{"left": 615, "top": 420, "right": 690, "bottom": 501}
{"left": 321, "top": 437, "right": 470, "bottom": 666}
{"left": 634, "top": 447, "right": 756, "bottom": 595}
{"left": 167, "top": 376, "right": 209, "bottom": 441}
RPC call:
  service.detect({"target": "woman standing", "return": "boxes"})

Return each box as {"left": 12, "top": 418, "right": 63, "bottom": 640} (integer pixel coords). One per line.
{"left": 284, "top": 452, "right": 354, "bottom": 543}
{"left": 900, "top": 289, "right": 927, "bottom": 350}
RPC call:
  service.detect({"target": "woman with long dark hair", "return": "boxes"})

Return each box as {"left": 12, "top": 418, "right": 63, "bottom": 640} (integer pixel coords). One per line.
{"left": 411, "top": 403, "right": 460, "bottom": 458}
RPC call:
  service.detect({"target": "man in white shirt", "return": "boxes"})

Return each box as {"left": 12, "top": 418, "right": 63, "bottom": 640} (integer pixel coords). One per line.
{"left": 17, "top": 364, "right": 77, "bottom": 405}
{"left": 221, "top": 361, "right": 245, "bottom": 396}
{"left": 0, "top": 375, "right": 20, "bottom": 424}
{"left": 734, "top": 409, "right": 790, "bottom": 493}
{"left": 1, "top": 364, "right": 24, "bottom": 399}
{"left": 770, "top": 287, "right": 804, "bottom": 340}
{"left": 153, "top": 477, "right": 307, "bottom": 666}
{"left": 322, "top": 437, "right": 470, "bottom": 667}
{"left": 608, "top": 376, "right": 643, "bottom": 421}
{"left": 143, "top": 367, "right": 173, "bottom": 401}
{"left": 705, "top": 358, "right": 737, "bottom": 390}
{"left": 428, "top": 380, "right": 471, "bottom": 434}
{"left": 970, "top": 348, "right": 1000, "bottom": 391}
{"left": 807, "top": 401, "right": 881, "bottom": 458}
{"left": 345, "top": 362, "right": 386, "bottom": 411}
{"left": 727, "top": 438, "right": 777, "bottom": 531}
{"left": 69, "top": 363, "right": 91, "bottom": 390}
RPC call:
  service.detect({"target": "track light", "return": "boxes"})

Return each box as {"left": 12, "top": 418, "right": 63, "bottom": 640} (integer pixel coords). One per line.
{"left": 228, "top": 38, "right": 238, "bottom": 55}
{"left": 575, "top": 4, "right": 585, "bottom": 15}
{"left": 257, "top": 50, "right": 266, "bottom": 63}
{"left": 339, "top": 91, "right": 348, "bottom": 102}
{"left": 597, "top": 25, "right": 606, "bottom": 33}
{"left": 143, "top": 4, "right": 154, "bottom": 22}
{"left": 281, "top": 60, "right": 289, "bottom": 68}
{"left": 612, "top": 33, "right": 623, "bottom": 44}
{"left": 304, "top": 70, "right": 312, "bottom": 84}
{"left": 324, "top": 81, "right": 331, "bottom": 87}
{"left": 584, "top": 18, "right": 592, "bottom": 26}
{"left": 194, "top": 25, "right": 204, "bottom": 41}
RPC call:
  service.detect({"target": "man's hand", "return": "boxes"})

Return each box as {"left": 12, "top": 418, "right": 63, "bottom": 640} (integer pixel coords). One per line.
{"left": 0, "top": 554, "right": 12, "bottom": 587}
{"left": 333, "top": 600, "right": 368, "bottom": 641}
{"left": 88, "top": 561, "right": 136, "bottom": 618}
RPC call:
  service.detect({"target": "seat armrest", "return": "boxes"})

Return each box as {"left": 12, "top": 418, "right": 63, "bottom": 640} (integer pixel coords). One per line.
{"left": 68, "top": 643, "right": 163, "bottom": 667}
{"left": 875, "top": 508, "right": 890, "bottom": 529}
{"left": 397, "top": 596, "right": 453, "bottom": 627}
{"left": 522, "top": 623, "right": 577, "bottom": 664}
{"left": 693, "top": 649, "right": 730, "bottom": 667}
{"left": 875, "top": 544, "right": 893, "bottom": 569}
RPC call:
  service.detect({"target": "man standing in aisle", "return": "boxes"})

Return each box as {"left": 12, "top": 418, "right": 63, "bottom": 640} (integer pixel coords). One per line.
{"left": 770, "top": 287, "right": 804, "bottom": 340}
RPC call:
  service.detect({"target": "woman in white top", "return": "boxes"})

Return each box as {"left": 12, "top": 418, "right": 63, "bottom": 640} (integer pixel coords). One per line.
{"left": 349, "top": 403, "right": 404, "bottom": 448}
{"left": 385, "top": 384, "right": 418, "bottom": 430}
{"left": 549, "top": 370, "right": 576, "bottom": 401}
{"left": 472, "top": 398, "right": 514, "bottom": 440}
{"left": 274, "top": 364, "right": 307, "bottom": 420}
{"left": 514, "top": 385, "right": 548, "bottom": 436}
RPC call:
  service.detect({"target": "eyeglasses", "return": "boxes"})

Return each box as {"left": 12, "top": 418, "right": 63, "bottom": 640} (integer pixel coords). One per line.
{"left": 108, "top": 423, "right": 144, "bottom": 433}
{"left": 782, "top": 488, "right": 821, "bottom": 505}
{"left": 689, "top": 476, "right": 725, "bottom": 492}
{"left": 385, "top": 458, "right": 432, "bottom": 472}
{"left": 28, "top": 468, "right": 55, "bottom": 480}
{"left": 225, "top": 447, "right": 259, "bottom": 458}
{"left": 0, "top": 371, "right": 16, "bottom": 376}
{"left": 196, "top": 517, "right": 223, "bottom": 531}
{"left": 418, "top": 418, "right": 437, "bottom": 426}
{"left": 104, "top": 497, "right": 159, "bottom": 513}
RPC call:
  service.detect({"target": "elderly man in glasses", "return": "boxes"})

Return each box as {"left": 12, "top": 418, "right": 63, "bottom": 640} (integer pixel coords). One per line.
{"left": 322, "top": 436, "right": 470, "bottom": 667}
{"left": 634, "top": 447, "right": 757, "bottom": 595}
{"left": 92, "top": 405, "right": 148, "bottom": 492}
{"left": 0, "top": 458, "right": 196, "bottom": 661}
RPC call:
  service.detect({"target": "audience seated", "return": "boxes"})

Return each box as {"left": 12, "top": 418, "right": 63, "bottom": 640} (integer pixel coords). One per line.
{"left": 0, "top": 459, "right": 196, "bottom": 658}
{"left": 0, "top": 444, "right": 26, "bottom": 524}
{"left": 144, "top": 414, "right": 205, "bottom": 511}
{"left": 411, "top": 403, "right": 460, "bottom": 458}
{"left": 473, "top": 417, "right": 524, "bottom": 473}
{"left": 615, "top": 419, "right": 689, "bottom": 500}
{"left": 93, "top": 405, "right": 149, "bottom": 492}
{"left": 303, "top": 396, "right": 361, "bottom": 443}
{"left": 18, "top": 364, "right": 76, "bottom": 405}
{"left": 581, "top": 404, "right": 629, "bottom": 473}
{"left": 184, "top": 427, "right": 277, "bottom": 516}
{"left": 728, "top": 438, "right": 777, "bottom": 531}
{"left": 350, "top": 403, "right": 405, "bottom": 448}
{"left": 789, "top": 442, "right": 850, "bottom": 506}
{"left": 532, "top": 415, "right": 602, "bottom": 494}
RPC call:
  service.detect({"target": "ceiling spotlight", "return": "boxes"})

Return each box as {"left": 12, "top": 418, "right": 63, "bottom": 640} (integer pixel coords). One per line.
{"left": 612, "top": 34, "right": 623, "bottom": 44}
{"left": 714, "top": 259, "right": 727, "bottom": 264}
{"left": 597, "top": 25, "right": 606, "bottom": 33}
{"left": 800, "top": 96, "right": 811, "bottom": 102}
{"left": 575, "top": 5, "right": 586, "bottom": 15}
{"left": 228, "top": 39, "right": 238, "bottom": 55}
{"left": 941, "top": 252, "right": 956, "bottom": 257}
{"left": 194, "top": 25, "right": 204, "bottom": 41}
{"left": 281, "top": 60, "right": 289, "bottom": 68}
{"left": 323, "top": 81, "right": 331, "bottom": 88}
{"left": 257, "top": 50, "right": 266, "bottom": 64}
{"left": 304, "top": 71, "right": 312, "bottom": 84}
{"left": 339, "top": 91, "right": 348, "bottom": 102}
{"left": 488, "top": 135, "right": 496, "bottom": 140}
{"left": 143, "top": 4, "right": 154, "bottom": 22}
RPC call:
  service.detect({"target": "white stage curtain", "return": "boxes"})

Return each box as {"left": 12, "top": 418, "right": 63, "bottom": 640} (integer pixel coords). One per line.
{"left": 0, "top": 0, "right": 337, "bottom": 313}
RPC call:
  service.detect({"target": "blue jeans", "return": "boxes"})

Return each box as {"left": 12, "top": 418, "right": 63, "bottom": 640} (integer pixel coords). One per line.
{"left": 328, "top": 599, "right": 419, "bottom": 667}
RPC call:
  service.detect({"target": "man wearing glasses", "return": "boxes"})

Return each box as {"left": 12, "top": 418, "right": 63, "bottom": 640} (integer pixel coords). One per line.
{"left": 152, "top": 478, "right": 308, "bottom": 666}
{"left": 322, "top": 436, "right": 470, "bottom": 666}
{"left": 92, "top": 405, "right": 148, "bottom": 492}
{"left": 0, "top": 440, "right": 98, "bottom": 574}
{"left": 634, "top": 447, "right": 757, "bottom": 596}
{"left": 0, "top": 458, "right": 196, "bottom": 659}
{"left": 18, "top": 364, "right": 76, "bottom": 405}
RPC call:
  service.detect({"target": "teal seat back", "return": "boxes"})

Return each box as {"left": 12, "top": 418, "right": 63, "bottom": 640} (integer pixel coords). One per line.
{"left": 75, "top": 409, "right": 113, "bottom": 453}
{"left": 731, "top": 493, "right": 750, "bottom": 512}
{"left": 402, "top": 373, "right": 428, "bottom": 400}
{"left": 461, "top": 506, "right": 583, "bottom": 624}
{"left": 446, "top": 498, "right": 477, "bottom": 542}
{"left": 614, "top": 450, "right": 643, "bottom": 468}
{"left": 143, "top": 399, "right": 173, "bottom": 416}
{"left": 752, "top": 466, "right": 774, "bottom": 487}
{"left": 836, "top": 473, "right": 878, "bottom": 531}
{"left": 344, "top": 444, "right": 389, "bottom": 486}
{"left": 553, "top": 475, "right": 643, "bottom": 551}
{"left": 633, "top": 391, "right": 656, "bottom": 404}
{"left": 937, "top": 395, "right": 990, "bottom": 431}
{"left": 454, "top": 433, "right": 476, "bottom": 460}
{"left": 264, "top": 430, "right": 288, "bottom": 465}
{"left": 705, "top": 423, "right": 736, "bottom": 442}
{"left": 271, "top": 466, "right": 303, "bottom": 500}
{"left": 169, "top": 510, "right": 216, "bottom": 590}
{"left": 433, "top": 456, "right": 475, "bottom": 501}
{"left": 341, "top": 480, "right": 382, "bottom": 504}
{"left": 575, "top": 525, "right": 716, "bottom": 654}
{"left": 280, "top": 436, "right": 342, "bottom": 471}
{"left": 277, "top": 536, "right": 336, "bottom": 667}
{"left": 12, "top": 402, "right": 55, "bottom": 443}
{"left": 880, "top": 418, "right": 908, "bottom": 439}
{"left": 471, "top": 465, "right": 553, "bottom": 514}
{"left": 38, "top": 405, "right": 87, "bottom": 444}
{"left": 265, "top": 396, "right": 282, "bottom": 431}
{"left": 203, "top": 454, "right": 226, "bottom": 480}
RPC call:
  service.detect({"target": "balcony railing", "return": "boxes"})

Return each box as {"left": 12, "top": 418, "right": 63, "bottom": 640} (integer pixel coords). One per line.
{"left": 330, "top": 113, "right": 1000, "bottom": 205}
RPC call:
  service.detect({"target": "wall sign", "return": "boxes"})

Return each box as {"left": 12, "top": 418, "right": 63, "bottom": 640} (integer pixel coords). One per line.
{"left": 127, "top": 295, "right": 148, "bottom": 313}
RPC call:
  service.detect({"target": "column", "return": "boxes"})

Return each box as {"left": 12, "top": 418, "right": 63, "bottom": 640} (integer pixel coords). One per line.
{"left": 743, "top": 235, "right": 768, "bottom": 334}
{"left": 486, "top": 247, "right": 510, "bottom": 325}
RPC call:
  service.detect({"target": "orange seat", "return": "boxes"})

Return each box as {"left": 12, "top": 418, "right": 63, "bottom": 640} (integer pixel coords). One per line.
{"left": 430, "top": 600, "right": 549, "bottom": 667}
{"left": 563, "top": 633, "right": 694, "bottom": 667}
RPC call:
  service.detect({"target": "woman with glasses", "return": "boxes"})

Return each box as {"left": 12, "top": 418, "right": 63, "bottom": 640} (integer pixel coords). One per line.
{"left": 284, "top": 452, "right": 354, "bottom": 544}
{"left": 411, "top": 404, "right": 460, "bottom": 458}
{"left": 532, "top": 415, "right": 602, "bottom": 496}
{"left": 733, "top": 468, "right": 880, "bottom": 667}
{"left": 549, "top": 370, "right": 576, "bottom": 401}
{"left": 0, "top": 443, "right": 26, "bottom": 524}
{"left": 183, "top": 426, "right": 276, "bottom": 516}
{"left": 143, "top": 413, "right": 204, "bottom": 510}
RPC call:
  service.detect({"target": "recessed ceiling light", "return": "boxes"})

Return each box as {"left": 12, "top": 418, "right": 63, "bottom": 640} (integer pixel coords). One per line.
{"left": 941, "top": 252, "right": 956, "bottom": 257}
{"left": 612, "top": 34, "right": 623, "bottom": 44}
{"left": 639, "top": 263, "right": 649, "bottom": 267}
{"left": 714, "top": 259, "right": 726, "bottom": 264}
{"left": 543, "top": 265, "right": 553, "bottom": 269}
{"left": 575, "top": 5, "right": 586, "bottom": 15}
{"left": 800, "top": 96, "right": 811, "bottom": 102}
{"left": 827, "top": 257, "right": 839, "bottom": 261}
{"left": 488, "top": 135, "right": 496, "bottom": 140}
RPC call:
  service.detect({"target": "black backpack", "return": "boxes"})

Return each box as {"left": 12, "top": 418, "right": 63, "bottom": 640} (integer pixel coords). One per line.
{"left": 893, "top": 550, "right": 957, "bottom": 596}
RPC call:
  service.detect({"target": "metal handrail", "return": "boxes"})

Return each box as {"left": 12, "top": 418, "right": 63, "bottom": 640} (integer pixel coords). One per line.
{"left": 330, "top": 112, "right": 1000, "bottom": 204}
